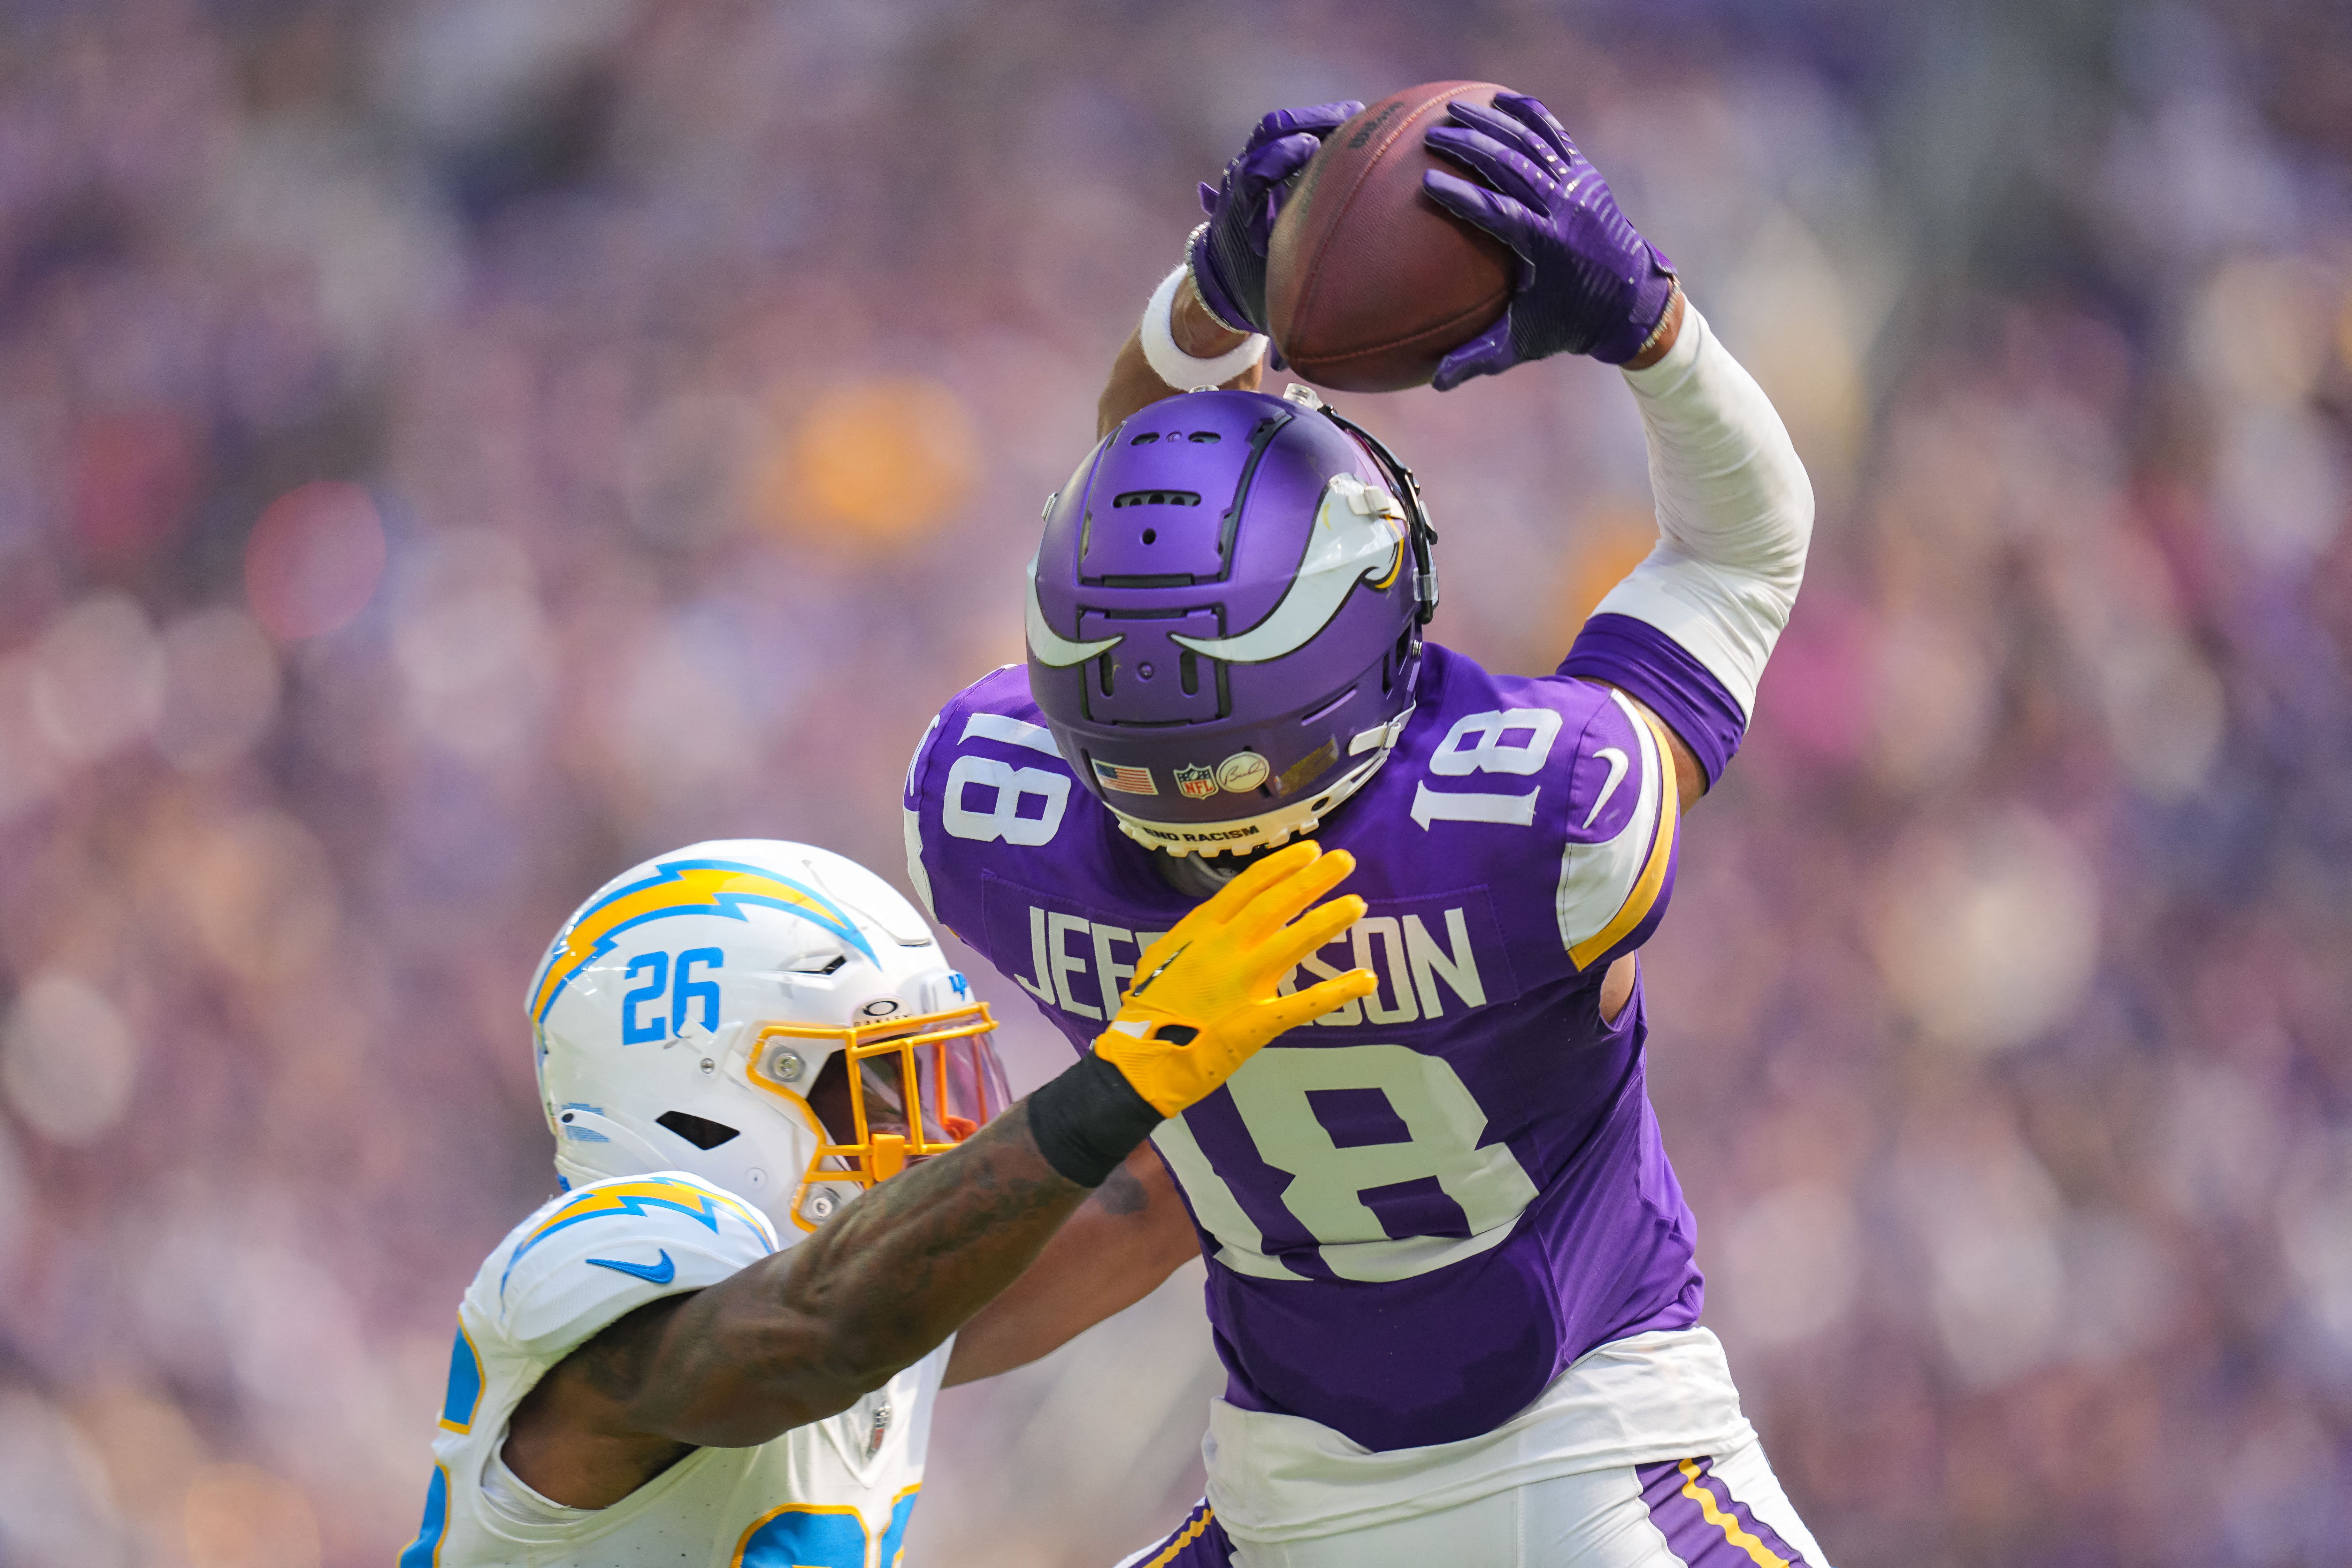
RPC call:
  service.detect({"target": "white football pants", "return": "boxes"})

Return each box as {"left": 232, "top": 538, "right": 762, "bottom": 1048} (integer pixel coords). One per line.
{"left": 1116, "top": 1432, "right": 1830, "bottom": 1567}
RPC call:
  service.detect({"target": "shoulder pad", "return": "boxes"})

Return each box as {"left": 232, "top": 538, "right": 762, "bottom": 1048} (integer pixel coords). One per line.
{"left": 1553, "top": 686, "right": 1681, "bottom": 970}
{"left": 905, "top": 665, "right": 1089, "bottom": 936}
{"left": 918, "top": 667, "right": 1061, "bottom": 771}
{"left": 485, "top": 1173, "right": 778, "bottom": 1360}
{"left": 1386, "top": 650, "right": 1680, "bottom": 977}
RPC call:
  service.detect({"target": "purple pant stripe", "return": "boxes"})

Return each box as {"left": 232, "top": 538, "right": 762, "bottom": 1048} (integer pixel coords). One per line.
{"left": 1635, "top": 1456, "right": 1811, "bottom": 1567}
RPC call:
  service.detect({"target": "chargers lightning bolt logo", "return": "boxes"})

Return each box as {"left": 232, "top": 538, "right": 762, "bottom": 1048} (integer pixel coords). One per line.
{"left": 501, "top": 1178, "right": 770, "bottom": 1296}
{"left": 530, "top": 859, "right": 877, "bottom": 1026}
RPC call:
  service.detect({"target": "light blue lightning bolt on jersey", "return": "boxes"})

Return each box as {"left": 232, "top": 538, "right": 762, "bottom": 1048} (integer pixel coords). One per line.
{"left": 401, "top": 1172, "right": 945, "bottom": 1568}
{"left": 905, "top": 643, "right": 1696, "bottom": 1454}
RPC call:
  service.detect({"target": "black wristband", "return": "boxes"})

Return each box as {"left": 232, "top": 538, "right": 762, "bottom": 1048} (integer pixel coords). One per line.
{"left": 1023, "top": 1050, "right": 1165, "bottom": 1188}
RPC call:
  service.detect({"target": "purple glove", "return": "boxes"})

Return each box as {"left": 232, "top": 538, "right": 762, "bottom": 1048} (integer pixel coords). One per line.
{"left": 1188, "top": 101, "right": 1364, "bottom": 335}
{"left": 1422, "top": 94, "right": 1676, "bottom": 389}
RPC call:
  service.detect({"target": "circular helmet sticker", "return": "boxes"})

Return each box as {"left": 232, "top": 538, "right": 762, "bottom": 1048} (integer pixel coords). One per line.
{"left": 1216, "top": 752, "right": 1271, "bottom": 792}
{"left": 857, "top": 998, "right": 902, "bottom": 1019}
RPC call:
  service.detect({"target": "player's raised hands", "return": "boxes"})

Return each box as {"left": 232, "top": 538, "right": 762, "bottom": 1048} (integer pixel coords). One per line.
{"left": 1189, "top": 102, "right": 1364, "bottom": 335}
{"left": 1420, "top": 93, "right": 1677, "bottom": 388}
{"left": 1094, "top": 841, "right": 1376, "bottom": 1117}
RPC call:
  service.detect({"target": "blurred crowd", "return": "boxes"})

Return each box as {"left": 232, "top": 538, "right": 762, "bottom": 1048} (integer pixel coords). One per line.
{"left": 0, "top": 1, "right": 2347, "bottom": 1564}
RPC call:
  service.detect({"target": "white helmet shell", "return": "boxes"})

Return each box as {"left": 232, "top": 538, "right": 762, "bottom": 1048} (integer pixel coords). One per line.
{"left": 529, "top": 839, "right": 1005, "bottom": 1241}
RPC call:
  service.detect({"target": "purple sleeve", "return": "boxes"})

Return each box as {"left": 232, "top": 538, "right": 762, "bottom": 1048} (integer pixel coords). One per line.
{"left": 1558, "top": 613, "right": 1745, "bottom": 787}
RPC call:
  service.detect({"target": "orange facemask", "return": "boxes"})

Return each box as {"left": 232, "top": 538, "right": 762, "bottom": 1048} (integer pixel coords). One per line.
{"left": 746, "top": 1003, "right": 1008, "bottom": 1189}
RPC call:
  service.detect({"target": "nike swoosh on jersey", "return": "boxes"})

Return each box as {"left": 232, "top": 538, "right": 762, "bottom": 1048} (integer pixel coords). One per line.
{"left": 1581, "top": 747, "right": 1631, "bottom": 830}
{"left": 585, "top": 1249, "right": 677, "bottom": 1286}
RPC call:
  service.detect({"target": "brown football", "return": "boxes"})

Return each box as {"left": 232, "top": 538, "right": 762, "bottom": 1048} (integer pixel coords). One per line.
{"left": 1265, "top": 82, "right": 1518, "bottom": 392}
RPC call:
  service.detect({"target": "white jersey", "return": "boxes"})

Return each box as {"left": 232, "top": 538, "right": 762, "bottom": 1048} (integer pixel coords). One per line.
{"left": 399, "top": 1172, "right": 947, "bottom": 1568}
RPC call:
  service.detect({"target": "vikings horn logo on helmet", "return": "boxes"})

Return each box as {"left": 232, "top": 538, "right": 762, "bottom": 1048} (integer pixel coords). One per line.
{"left": 1021, "top": 388, "right": 1434, "bottom": 856}
{"left": 1171, "top": 475, "right": 1405, "bottom": 664}
{"left": 1025, "top": 551, "right": 1121, "bottom": 667}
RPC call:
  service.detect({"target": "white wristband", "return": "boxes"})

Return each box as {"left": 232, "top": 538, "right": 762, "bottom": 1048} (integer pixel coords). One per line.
{"left": 1140, "top": 265, "right": 1267, "bottom": 390}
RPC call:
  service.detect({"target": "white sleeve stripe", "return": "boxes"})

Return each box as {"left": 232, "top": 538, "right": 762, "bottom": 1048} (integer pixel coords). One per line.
{"left": 962, "top": 711, "right": 1063, "bottom": 758}
{"left": 1555, "top": 691, "right": 1663, "bottom": 960}
{"left": 1569, "top": 706, "right": 1682, "bottom": 970}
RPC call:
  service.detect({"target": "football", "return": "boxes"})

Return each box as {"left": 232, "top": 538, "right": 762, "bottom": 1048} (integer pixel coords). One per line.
{"left": 1265, "top": 81, "right": 1519, "bottom": 392}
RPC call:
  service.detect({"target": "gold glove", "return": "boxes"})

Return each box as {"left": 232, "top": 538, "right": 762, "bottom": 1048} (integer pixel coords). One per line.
{"left": 1093, "top": 841, "right": 1376, "bottom": 1117}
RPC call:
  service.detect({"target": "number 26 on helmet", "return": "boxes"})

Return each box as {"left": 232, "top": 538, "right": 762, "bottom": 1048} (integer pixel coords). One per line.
{"left": 528, "top": 839, "right": 1011, "bottom": 1236}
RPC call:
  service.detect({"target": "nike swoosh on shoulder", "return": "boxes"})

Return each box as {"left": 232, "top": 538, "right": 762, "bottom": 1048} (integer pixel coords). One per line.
{"left": 585, "top": 1249, "right": 676, "bottom": 1286}
{"left": 1581, "top": 747, "right": 1631, "bottom": 831}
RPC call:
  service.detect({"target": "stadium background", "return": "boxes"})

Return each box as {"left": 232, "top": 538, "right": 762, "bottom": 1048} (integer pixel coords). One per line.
{"left": 0, "top": 1, "right": 2347, "bottom": 1563}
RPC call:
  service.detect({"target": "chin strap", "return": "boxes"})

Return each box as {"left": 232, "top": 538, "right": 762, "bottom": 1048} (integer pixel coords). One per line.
{"left": 1108, "top": 746, "right": 1398, "bottom": 859}
{"left": 1311, "top": 396, "right": 1441, "bottom": 627}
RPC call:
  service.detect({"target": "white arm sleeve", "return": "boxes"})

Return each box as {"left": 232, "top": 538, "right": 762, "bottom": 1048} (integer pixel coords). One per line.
{"left": 1589, "top": 304, "right": 1814, "bottom": 719}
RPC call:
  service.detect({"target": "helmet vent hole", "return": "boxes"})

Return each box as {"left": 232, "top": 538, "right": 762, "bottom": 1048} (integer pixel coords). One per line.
{"left": 1111, "top": 490, "right": 1201, "bottom": 508}
{"left": 1301, "top": 684, "right": 1357, "bottom": 725}
{"left": 787, "top": 953, "right": 848, "bottom": 976}
{"left": 1188, "top": 431, "right": 1220, "bottom": 443}
{"left": 1141, "top": 528, "right": 1156, "bottom": 544}
{"left": 1096, "top": 653, "right": 1114, "bottom": 696}
{"left": 1130, "top": 431, "right": 1160, "bottom": 445}
{"left": 1179, "top": 649, "right": 1199, "bottom": 695}
{"left": 657, "top": 1110, "right": 742, "bottom": 1150}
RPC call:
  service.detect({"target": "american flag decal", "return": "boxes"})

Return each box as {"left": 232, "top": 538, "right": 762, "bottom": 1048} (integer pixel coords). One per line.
{"left": 1093, "top": 759, "right": 1158, "bottom": 795}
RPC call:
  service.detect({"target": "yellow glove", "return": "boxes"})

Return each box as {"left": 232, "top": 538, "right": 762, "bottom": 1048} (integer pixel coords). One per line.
{"left": 1093, "top": 841, "right": 1377, "bottom": 1117}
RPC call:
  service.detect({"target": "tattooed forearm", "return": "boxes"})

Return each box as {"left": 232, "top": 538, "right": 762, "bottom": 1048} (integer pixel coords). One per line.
{"left": 572, "top": 1295, "right": 685, "bottom": 1402}
{"left": 776, "top": 1106, "right": 1085, "bottom": 1334}
{"left": 630, "top": 1102, "right": 1091, "bottom": 1446}
{"left": 1089, "top": 1161, "right": 1150, "bottom": 1216}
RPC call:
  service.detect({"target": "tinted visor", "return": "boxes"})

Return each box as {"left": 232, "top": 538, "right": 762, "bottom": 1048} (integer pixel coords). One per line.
{"left": 749, "top": 1002, "right": 1006, "bottom": 1186}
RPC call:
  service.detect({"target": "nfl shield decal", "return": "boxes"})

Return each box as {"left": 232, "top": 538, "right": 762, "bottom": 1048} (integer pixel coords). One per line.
{"left": 1175, "top": 764, "right": 1217, "bottom": 799}
{"left": 1092, "top": 759, "right": 1158, "bottom": 795}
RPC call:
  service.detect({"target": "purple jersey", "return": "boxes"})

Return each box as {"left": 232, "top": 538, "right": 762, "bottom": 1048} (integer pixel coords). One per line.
{"left": 905, "top": 642, "right": 1699, "bottom": 1452}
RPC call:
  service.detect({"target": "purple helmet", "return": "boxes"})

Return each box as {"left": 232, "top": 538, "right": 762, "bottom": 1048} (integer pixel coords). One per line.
{"left": 1026, "top": 385, "right": 1438, "bottom": 856}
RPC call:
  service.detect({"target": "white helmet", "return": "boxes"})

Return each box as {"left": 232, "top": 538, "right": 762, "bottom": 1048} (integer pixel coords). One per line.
{"left": 528, "top": 839, "right": 1009, "bottom": 1239}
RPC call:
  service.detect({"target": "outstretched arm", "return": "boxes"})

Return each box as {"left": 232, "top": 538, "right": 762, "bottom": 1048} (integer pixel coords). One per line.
{"left": 505, "top": 842, "right": 1376, "bottom": 1507}
{"left": 505, "top": 1106, "right": 1092, "bottom": 1506}
{"left": 1571, "top": 299, "right": 1811, "bottom": 805}
{"left": 943, "top": 1144, "right": 1197, "bottom": 1384}
{"left": 1420, "top": 94, "right": 1808, "bottom": 805}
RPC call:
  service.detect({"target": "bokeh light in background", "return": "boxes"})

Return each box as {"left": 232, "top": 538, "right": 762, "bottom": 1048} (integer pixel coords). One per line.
{"left": 244, "top": 482, "right": 386, "bottom": 641}
{"left": 0, "top": 2, "right": 2347, "bottom": 1565}
{"left": 766, "top": 377, "right": 980, "bottom": 545}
